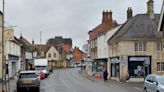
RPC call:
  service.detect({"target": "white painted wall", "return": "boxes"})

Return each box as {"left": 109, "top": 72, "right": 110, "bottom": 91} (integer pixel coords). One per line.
{"left": 97, "top": 25, "right": 121, "bottom": 59}
{"left": 46, "top": 46, "right": 59, "bottom": 61}
{"left": 5, "top": 40, "right": 21, "bottom": 78}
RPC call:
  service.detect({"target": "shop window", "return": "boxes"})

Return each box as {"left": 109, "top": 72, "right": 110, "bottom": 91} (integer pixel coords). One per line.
{"left": 157, "top": 42, "right": 162, "bottom": 51}
{"left": 135, "top": 42, "right": 146, "bottom": 51}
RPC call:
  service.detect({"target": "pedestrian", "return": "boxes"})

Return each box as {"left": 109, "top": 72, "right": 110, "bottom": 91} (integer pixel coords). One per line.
{"left": 126, "top": 70, "right": 130, "bottom": 80}
{"left": 103, "top": 69, "right": 108, "bottom": 81}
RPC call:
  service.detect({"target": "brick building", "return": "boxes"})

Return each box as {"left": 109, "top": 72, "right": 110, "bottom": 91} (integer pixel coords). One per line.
{"left": 73, "top": 47, "right": 84, "bottom": 64}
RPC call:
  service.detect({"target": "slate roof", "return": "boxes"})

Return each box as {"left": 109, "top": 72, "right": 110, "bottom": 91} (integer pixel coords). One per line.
{"left": 108, "top": 14, "right": 162, "bottom": 44}
{"left": 63, "top": 38, "right": 72, "bottom": 45}
{"left": 35, "top": 44, "right": 59, "bottom": 53}
{"left": 18, "top": 36, "right": 33, "bottom": 51}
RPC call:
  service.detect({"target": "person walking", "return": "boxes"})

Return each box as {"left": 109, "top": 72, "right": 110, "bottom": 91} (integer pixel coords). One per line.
{"left": 103, "top": 69, "right": 108, "bottom": 81}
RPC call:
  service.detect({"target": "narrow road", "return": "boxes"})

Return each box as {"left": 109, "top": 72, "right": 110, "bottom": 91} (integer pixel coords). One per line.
{"left": 40, "top": 68, "right": 142, "bottom": 92}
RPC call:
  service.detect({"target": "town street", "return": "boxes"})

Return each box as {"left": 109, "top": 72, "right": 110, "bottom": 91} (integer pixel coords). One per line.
{"left": 39, "top": 68, "right": 143, "bottom": 92}
{"left": 7, "top": 68, "right": 143, "bottom": 92}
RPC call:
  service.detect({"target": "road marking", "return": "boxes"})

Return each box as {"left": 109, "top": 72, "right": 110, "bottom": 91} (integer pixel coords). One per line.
{"left": 133, "top": 87, "right": 142, "bottom": 91}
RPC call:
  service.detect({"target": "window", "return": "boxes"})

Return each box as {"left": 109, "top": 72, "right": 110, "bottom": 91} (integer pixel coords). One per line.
{"left": 157, "top": 42, "right": 162, "bottom": 51}
{"left": 157, "top": 62, "right": 164, "bottom": 71}
{"left": 135, "top": 42, "right": 146, "bottom": 51}
{"left": 48, "top": 53, "right": 51, "bottom": 58}
{"left": 54, "top": 53, "right": 56, "bottom": 57}
{"left": 157, "top": 62, "right": 160, "bottom": 71}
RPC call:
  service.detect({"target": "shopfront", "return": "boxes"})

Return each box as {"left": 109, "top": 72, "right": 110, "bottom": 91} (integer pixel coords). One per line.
{"left": 7, "top": 54, "right": 20, "bottom": 78}
{"left": 93, "top": 58, "right": 107, "bottom": 78}
{"left": 128, "top": 56, "right": 151, "bottom": 78}
{"left": 110, "top": 57, "right": 120, "bottom": 78}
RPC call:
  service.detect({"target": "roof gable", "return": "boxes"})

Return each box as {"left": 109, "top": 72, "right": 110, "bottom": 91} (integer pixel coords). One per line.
{"left": 108, "top": 14, "right": 162, "bottom": 44}
{"left": 46, "top": 46, "right": 59, "bottom": 54}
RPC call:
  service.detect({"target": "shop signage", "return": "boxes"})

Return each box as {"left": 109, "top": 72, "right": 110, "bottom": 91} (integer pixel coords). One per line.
{"left": 8, "top": 54, "right": 19, "bottom": 61}
{"left": 129, "top": 57, "right": 149, "bottom": 61}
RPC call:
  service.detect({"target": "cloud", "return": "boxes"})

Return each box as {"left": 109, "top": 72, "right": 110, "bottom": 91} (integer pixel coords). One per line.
{"left": 0, "top": 0, "right": 162, "bottom": 49}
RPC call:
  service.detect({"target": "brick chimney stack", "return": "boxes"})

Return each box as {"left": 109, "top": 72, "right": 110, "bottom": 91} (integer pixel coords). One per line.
{"left": 102, "top": 10, "right": 113, "bottom": 26}
{"left": 102, "top": 10, "right": 108, "bottom": 23}
{"left": 127, "top": 7, "right": 133, "bottom": 20}
{"left": 147, "top": 0, "right": 154, "bottom": 19}
{"left": 32, "top": 39, "right": 34, "bottom": 45}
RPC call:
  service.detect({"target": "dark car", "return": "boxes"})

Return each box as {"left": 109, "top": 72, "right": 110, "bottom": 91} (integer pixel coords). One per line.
{"left": 17, "top": 70, "right": 40, "bottom": 92}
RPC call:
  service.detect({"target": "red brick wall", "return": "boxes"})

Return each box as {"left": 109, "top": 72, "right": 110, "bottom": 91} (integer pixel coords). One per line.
{"left": 73, "top": 47, "right": 84, "bottom": 63}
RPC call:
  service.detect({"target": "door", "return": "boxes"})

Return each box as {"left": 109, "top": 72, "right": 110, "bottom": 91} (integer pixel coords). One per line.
{"left": 12, "top": 62, "right": 16, "bottom": 78}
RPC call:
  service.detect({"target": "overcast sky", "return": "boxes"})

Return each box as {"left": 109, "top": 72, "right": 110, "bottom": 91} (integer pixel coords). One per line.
{"left": 0, "top": 0, "right": 163, "bottom": 49}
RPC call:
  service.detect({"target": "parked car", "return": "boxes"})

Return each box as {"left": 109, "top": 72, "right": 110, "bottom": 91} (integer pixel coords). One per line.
{"left": 144, "top": 74, "right": 164, "bottom": 92}
{"left": 17, "top": 70, "right": 40, "bottom": 92}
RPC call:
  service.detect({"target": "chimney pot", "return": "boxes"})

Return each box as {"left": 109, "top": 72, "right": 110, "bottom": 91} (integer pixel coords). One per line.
{"left": 127, "top": 7, "right": 133, "bottom": 20}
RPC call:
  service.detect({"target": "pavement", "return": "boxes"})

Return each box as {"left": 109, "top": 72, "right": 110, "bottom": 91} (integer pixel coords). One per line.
{"left": 79, "top": 69, "right": 144, "bottom": 90}
{"left": 0, "top": 79, "right": 16, "bottom": 92}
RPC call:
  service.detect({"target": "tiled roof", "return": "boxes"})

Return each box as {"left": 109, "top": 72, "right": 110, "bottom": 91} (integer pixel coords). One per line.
{"left": 89, "top": 23, "right": 113, "bottom": 40}
{"left": 19, "top": 36, "right": 32, "bottom": 51}
{"left": 35, "top": 44, "right": 59, "bottom": 53}
{"left": 35, "top": 44, "right": 50, "bottom": 53}
{"left": 108, "top": 14, "right": 162, "bottom": 44}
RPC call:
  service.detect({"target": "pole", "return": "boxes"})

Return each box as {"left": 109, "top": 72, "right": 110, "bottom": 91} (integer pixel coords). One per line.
{"left": 40, "top": 31, "right": 41, "bottom": 57}
{"left": 2, "top": 0, "right": 7, "bottom": 92}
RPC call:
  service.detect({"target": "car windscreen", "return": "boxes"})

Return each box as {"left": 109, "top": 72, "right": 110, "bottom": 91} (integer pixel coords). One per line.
{"left": 35, "top": 66, "right": 46, "bottom": 71}
{"left": 20, "top": 73, "right": 36, "bottom": 78}
{"left": 158, "top": 77, "right": 164, "bottom": 85}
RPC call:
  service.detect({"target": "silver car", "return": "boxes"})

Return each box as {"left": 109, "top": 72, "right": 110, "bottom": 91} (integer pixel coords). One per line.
{"left": 144, "top": 74, "right": 164, "bottom": 92}
{"left": 17, "top": 70, "right": 40, "bottom": 92}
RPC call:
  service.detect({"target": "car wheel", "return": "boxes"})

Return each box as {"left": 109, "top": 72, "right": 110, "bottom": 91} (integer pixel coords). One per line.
{"left": 144, "top": 87, "right": 147, "bottom": 92}
{"left": 36, "top": 87, "right": 40, "bottom": 92}
{"left": 17, "top": 87, "right": 21, "bottom": 92}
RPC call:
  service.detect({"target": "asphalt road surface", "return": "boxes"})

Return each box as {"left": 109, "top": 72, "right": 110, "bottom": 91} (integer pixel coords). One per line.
{"left": 39, "top": 68, "right": 142, "bottom": 92}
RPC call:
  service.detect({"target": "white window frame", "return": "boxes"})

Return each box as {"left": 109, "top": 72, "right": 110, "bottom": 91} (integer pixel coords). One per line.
{"left": 135, "top": 42, "right": 146, "bottom": 51}
{"left": 157, "top": 42, "right": 162, "bottom": 51}
{"left": 157, "top": 62, "right": 164, "bottom": 71}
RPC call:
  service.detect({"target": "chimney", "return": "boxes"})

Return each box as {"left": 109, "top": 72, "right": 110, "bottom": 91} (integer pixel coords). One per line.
{"left": 108, "top": 10, "right": 112, "bottom": 21}
{"left": 127, "top": 7, "right": 133, "bottom": 20}
{"left": 107, "top": 10, "right": 113, "bottom": 26}
{"left": 112, "top": 20, "right": 118, "bottom": 27}
{"left": 32, "top": 39, "right": 34, "bottom": 45}
{"left": 102, "top": 10, "right": 108, "bottom": 23}
{"left": 147, "top": 0, "right": 154, "bottom": 19}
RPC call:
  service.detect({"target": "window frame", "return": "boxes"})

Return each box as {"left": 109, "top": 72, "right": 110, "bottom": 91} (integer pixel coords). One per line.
{"left": 135, "top": 42, "right": 146, "bottom": 51}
